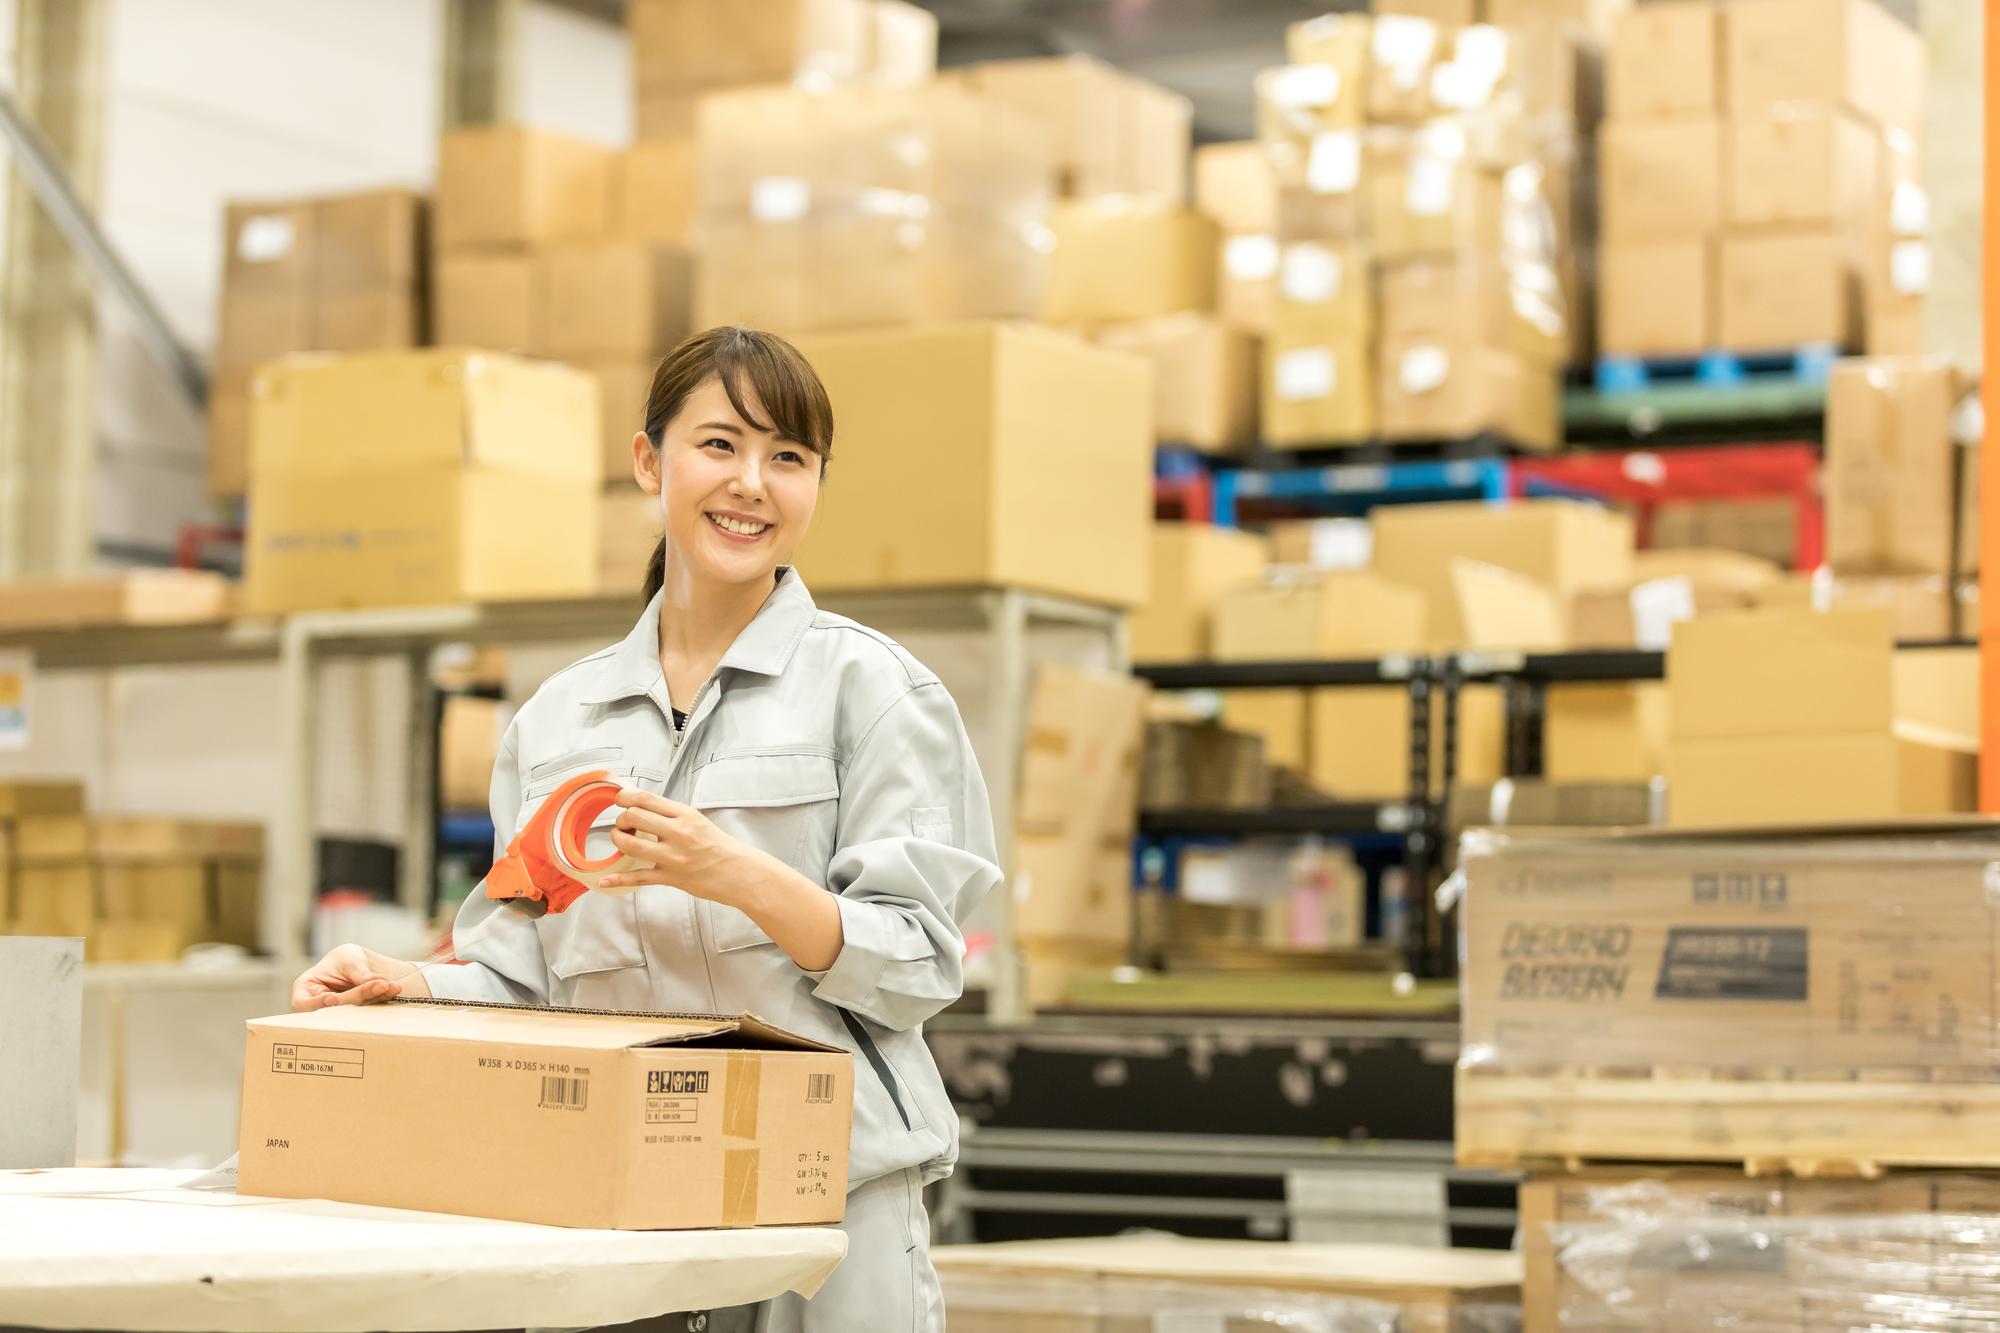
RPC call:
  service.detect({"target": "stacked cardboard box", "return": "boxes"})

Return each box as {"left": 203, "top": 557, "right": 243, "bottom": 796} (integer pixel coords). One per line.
{"left": 1139, "top": 719, "right": 1271, "bottom": 812}
{"left": 946, "top": 54, "right": 1190, "bottom": 204}
{"left": 691, "top": 84, "right": 1050, "bottom": 334}
{"left": 1252, "top": 12, "right": 1577, "bottom": 450}
{"left": 1011, "top": 666, "right": 1149, "bottom": 1008}
{"left": 629, "top": 0, "right": 935, "bottom": 135}
{"left": 938, "top": 1236, "right": 1522, "bottom": 1333}
{"left": 433, "top": 123, "right": 689, "bottom": 491}
{"left": 439, "top": 695, "right": 512, "bottom": 813}
{"left": 1822, "top": 356, "right": 1971, "bottom": 637}
{"left": 5, "top": 794, "right": 263, "bottom": 963}
{"left": 0, "top": 570, "right": 233, "bottom": 632}
{"left": 1565, "top": 548, "right": 1778, "bottom": 649}
{"left": 1597, "top": 0, "right": 1923, "bottom": 358}
{"left": 243, "top": 350, "right": 601, "bottom": 614}
{"left": 1129, "top": 524, "right": 1271, "bottom": 663}
{"left": 1194, "top": 141, "right": 1280, "bottom": 336}
{"left": 209, "top": 189, "right": 427, "bottom": 496}
{"left": 1664, "top": 606, "right": 1974, "bottom": 827}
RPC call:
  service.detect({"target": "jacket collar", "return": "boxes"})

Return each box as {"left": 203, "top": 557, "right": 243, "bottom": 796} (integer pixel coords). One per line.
{"left": 579, "top": 567, "right": 817, "bottom": 707}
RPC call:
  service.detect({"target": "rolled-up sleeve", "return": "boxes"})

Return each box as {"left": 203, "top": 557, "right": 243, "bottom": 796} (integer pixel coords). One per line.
{"left": 421, "top": 719, "right": 550, "bottom": 1005}
{"left": 811, "top": 681, "right": 1003, "bottom": 1030}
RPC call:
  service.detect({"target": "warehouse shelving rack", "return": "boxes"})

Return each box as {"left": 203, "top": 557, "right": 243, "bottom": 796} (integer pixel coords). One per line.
{"left": 0, "top": 586, "right": 1124, "bottom": 1023}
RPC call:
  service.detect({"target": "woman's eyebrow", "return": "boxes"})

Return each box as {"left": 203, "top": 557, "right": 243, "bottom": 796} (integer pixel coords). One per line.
{"left": 696, "top": 420, "right": 744, "bottom": 435}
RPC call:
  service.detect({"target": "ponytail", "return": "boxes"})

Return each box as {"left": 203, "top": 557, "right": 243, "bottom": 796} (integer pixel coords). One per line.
{"left": 642, "top": 535, "right": 666, "bottom": 604}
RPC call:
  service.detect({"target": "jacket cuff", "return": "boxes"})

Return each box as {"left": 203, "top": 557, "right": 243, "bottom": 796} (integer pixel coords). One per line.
{"left": 809, "top": 895, "right": 890, "bottom": 1012}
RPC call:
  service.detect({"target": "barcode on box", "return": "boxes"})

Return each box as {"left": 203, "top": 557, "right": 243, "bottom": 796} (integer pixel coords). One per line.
{"left": 807, "top": 1073, "right": 834, "bottom": 1105}
{"left": 539, "top": 1076, "right": 588, "bottom": 1111}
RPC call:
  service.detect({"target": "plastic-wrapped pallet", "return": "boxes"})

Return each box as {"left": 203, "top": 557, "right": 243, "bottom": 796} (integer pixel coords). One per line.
{"left": 943, "top": 1269, "right": 1509, "bottom": 1333}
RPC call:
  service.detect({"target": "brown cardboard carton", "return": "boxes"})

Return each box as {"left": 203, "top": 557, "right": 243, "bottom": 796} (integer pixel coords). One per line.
{"left": 1664, "top": 730, "right": 1975, "bottom": 825}
{"left": 1667, "top": 607, "right": 1891, "bottom": 741}
{"left": 1372, "top": 500, "right": 1634, "bottom": 648}
{"left": 314, "top": 189, "right": 425, "bottom": 296}
{"left": 1217, "top": 231, "right": 1278, "bottom": 333}
{"left": 1045, "top": 204, "right": 1218, "bottom": 326}
{"left": 1376, "top": 0, "right": 1477, "bottom": 22}
{"left": 1368, "top": 152, "right": 1510, "bottom": 261}
{"left": 1448, "top": 780, "right": 1661, "bottom": 832}
{"left": 1824, "top": 356, "right": 1962, "bottom": 576}
{"left": 1268, "top": 518, "right": 1372, "bottom": 570}
{"left": 244, "top": 351, "right": 600, "bottom": 614}
{"left": 1725, "top": 104, "right": 1880, "bottom": 230}
{"left": 1894, "top": 646, "right": 1977, "bottom": 745}
{"left": 1213, "top": 573, "right": 1427, "bottom": 662}
{"left": 440, "top": 696, "right": 507, "bottom": 813}
{"left": 636, "top": 88, "right": 702, "bottom": 141}
{"left": 612, "top": 139, "right": 698, "bottom": 245}
{"left": 1716, "top": 229, "right": 1855, "bottom": 349}
{"left": 536, "top": 243, "right": 694, "bottom": 359}
{"left": 222, "top": 199, "right": 315, "bottom": 296}
{"left": 239, "top": 1002, "right": 852, "bottom": 1229}
{"left": 1221, "top": 690, "right": 1309, "bottom": 772}
{"left": 1130, "top": 524, "right": 1271, "bottom": 663}
{"left": 90, "top": 818, "right": 261, "bottom": 862}
{"left": 208, "top": 372, "right": 252, "bottom": 497}
{"left": 13, "top": 863, "right": 94, "bottom": 939}
{"left": 434, "top": 251, "right": 537, "bottom": 353}
{"left": 1651, "top": 498, "right": 1798, "bottom": 567}
{"left": 1380, "top": 255, "right": 1568, "bottom": 367}
{"left": 1262, "top": 337, "right": 1374, "bottom": 448}
{"left": 1484, "top": 0, "right": 1630, "bottom": 39}
{"left": 791, "top": 324, "right": 1151, "bottom": 607}
{"left": 1566, "top": 548, "right": 1776, "bottom": 648}
{"left": 1544, "top": 682, "right": 1669, "bottom": 781}
{"left": 1959, "top": 442, "right": 1981, "bottom": 578}
{"left": 1013, "top": 667, "right": 1147, "bottom": 947}
{"left": 0, "top": 571, "right": 233, "bottom": 632}
{"left": 598, "top": 485, "right": 660, "bottom": 595}
{"left": 1273, "top": 241, "right": 1373, "bottom": 344}
{"left": 628, "top": 0, "right": 934, "bottom": 93}
{"left": 1308, "top": 685, "right": 1506, "bottom": 800}
{"left": 1193, "top": 142, "right": 1277, "bottom": 236}
{"left": 0, "top": 782, "right": 84, "bottom": 819}
{"left": 215, "top": 288, "right": 313, "bottom": 374}
{"left": 313, "top": 288, "right": 422, "bottom": 353}
{"left": 949, "top": 56, "right": 1187, "bottom": 202}
{"left": 1828, "top": 574, "right": 1955, "bottom": 641}
{"left": 1724, "top": 0, "right": 1924, "bottom": 135}
{"left": 1377, "top": 336, "right": 1560, "bottom": 451}
{"left": 435, "top": 124, "right": 612, "bottom": 251}
{"left": 1453, "top": 561, "right": 1568, "bottom": 650}
{"left": 587, "top": 358, "right": 658, "bottom": 482}
{"left": 1095, "top": 316, "right": 1257, "bottom": 455}
{"left": 1599, "top": 120, "right": 1722, "bottom": 241}
{"left": 1597, "top": 239, "right": 1711, "bottom": 356}
{"left": 1607, "top": 2, "right": 1718, "bottom": 119}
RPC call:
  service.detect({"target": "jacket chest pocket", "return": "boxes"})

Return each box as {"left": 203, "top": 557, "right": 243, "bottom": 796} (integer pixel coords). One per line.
{"left": 692, "top": 750, "right": 839, "bottom": 951}
{"left": 519, "top": 750, "right": 653, "bottom": 981}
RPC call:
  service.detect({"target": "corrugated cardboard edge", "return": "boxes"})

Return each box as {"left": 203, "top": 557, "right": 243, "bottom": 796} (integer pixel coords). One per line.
{"left": 353, "top": 997, "right": 846, "bottom": 1053}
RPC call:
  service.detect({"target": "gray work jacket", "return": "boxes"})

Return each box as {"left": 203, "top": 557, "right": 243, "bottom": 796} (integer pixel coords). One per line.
{"left": 423, "top": 568, "right": 1003, "bottom": 1187}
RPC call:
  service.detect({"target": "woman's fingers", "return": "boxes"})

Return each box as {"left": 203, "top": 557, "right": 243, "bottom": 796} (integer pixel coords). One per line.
{"left": 614, "top": 805, "right": 679, "bottom": 840}
{"left": 616, "top": 788, "right": 697, "bottom": 818}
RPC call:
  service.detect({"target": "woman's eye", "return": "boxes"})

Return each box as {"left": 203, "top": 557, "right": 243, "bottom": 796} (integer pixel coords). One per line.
{"left": 776, "top": 450, "right": 806, "bottom": 465}
{"left": 703, "top": 438, "right": 734, "bottom": 452}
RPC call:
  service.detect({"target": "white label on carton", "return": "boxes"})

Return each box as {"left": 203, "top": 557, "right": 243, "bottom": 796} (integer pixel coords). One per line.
{"left": 1274, "top": 348, "right": 1336, "bottom": 401}
{"left": 1153, "top": 1315, "right": 1227, "bottom": 1333}
{"left": 750, "top": 176, "right": 812, "bottom": 223}
{"left": 1272, "top": 63, "right": 1342, "bottom": 110}
{"left": 1225, "top": 234, "right": 1280, "bottom": 280}
{"left": 1430, "top": 62, "right": 1477, "bottom": 111}
{"left": 1306, "top": 131, "right": 1361, "bottom": 193}
{"left": 1400, "top": 344, "right": 1450, "bottom": 393}
{"left": 858, "top": 187, "right": 928, "bottom": 220}
{"left": 1406, "top": 155, "right": 1455, "bottom": 217}
{"left": 1890, "top": 180, "right": 1931, "bottom": 236}
{"left": 1373, "top": 15, "right": 1437, "bottom": 89}
{"left": 1453, "top": 24, "right": 1509, "bottom": 99}
{"left": 237, "top": 216, "right": 295, "bottom": 264}
{"left": 1416, "top": 119, "right": 1468, "bottom": 161}
{"left": 1281, "top": 243, "right": 1343, "bottom": 303}
{"left": 1891, "top": 240, "right": 1932, "bottom": 294}
{"left": 1629, "top": 577, "right": 1698, "bottom": 650}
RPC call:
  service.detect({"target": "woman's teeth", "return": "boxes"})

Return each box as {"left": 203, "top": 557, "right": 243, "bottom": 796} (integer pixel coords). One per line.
{"left": 708, "top": 514, "right": 768, "bottom": 536}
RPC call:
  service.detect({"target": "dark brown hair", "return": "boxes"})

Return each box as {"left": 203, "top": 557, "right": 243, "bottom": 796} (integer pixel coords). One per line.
{"left": 639, "top": 326, "right": 834, "bottom": 602}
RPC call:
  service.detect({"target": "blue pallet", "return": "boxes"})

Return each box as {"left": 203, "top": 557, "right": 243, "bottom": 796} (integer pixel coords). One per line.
{"left": 1211, "top": 456, "right": 1510, "bottom": 526}
{"left": 1595, "top": 343, "right": 1840, "bottom": 393}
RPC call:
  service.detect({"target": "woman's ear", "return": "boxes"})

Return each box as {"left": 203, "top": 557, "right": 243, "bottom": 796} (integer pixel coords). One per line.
{"left": 631, "top": 431, "right": 661, "bottom": 494}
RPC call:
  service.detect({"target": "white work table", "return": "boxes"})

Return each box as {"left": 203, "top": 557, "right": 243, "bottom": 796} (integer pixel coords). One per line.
{"left": 0, "top": 1168, "right": 848, "bottom": 1331}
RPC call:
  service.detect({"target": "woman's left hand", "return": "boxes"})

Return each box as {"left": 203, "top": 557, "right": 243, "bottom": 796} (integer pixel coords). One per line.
{"left": 601, "top": 789, "right": 758, "bottom": 902}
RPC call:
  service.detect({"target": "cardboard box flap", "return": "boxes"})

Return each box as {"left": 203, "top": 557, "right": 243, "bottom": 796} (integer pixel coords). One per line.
{"left": 1462, "top": 815, "right": 2000, "bottom": 853}
{"left": 248, "top": 1000, "right": 840, "bottom": 1053}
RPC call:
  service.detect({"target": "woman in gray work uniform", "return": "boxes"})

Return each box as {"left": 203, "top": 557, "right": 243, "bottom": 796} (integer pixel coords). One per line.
{"left": 291, "top": 325, "right": 1001, "bottom": 1333}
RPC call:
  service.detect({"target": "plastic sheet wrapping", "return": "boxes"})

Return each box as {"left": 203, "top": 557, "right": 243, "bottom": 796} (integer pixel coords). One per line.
{"left": 1453, "top": 824, "right": 2000, "bottom": 1170}
{"left": 943, "top": 1271, "right": 1526, "bottom": 1333}
{"left": 1541, "top": 1188, "right": 2000, "bottom": 1333}
{"left": 690, "top": 83, "right": 1052, "bottom": 332}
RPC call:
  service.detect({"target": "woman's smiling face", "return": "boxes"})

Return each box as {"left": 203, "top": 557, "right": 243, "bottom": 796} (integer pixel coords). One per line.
{"left": 637, "top": 373, "right": 822, "bottom": 587}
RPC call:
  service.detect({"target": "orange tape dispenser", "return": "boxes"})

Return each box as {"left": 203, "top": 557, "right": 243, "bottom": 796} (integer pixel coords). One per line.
{"left": 483, "top": 770, "right": 646, "bottom": 918}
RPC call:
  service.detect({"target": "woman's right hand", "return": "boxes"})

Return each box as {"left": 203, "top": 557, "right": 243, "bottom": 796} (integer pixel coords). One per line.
{"left": 290, "top": 944, "right": 417, "bottom": 1011}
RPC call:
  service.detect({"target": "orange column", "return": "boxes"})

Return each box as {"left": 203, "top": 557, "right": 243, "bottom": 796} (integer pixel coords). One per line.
{"left": 1984, "top": 0, "right": 2000, "bottom": 810}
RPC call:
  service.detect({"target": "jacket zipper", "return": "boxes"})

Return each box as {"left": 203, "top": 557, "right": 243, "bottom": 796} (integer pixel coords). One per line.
{"left": 837, "top": 1009, "right": 912, "bottom": 1130}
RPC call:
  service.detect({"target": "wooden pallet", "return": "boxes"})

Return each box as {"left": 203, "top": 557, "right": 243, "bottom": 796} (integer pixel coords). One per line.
{"left": 1595, "top": 342, "right": 1839, "bottom": 392}
{"left": 1456, "top": 1067, "right": 2000, "bottom": 1177}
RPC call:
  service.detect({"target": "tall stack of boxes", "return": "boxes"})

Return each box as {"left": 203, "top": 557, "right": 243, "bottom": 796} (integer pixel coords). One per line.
{"left": 1596, "top": 0, "right": 1923, "bottom": 360}
{"left": 1252, "top": 11, "right": 1576, "bottom": 451}
{"left": 1, "top": 781, "right": 263, "bottom": 963}
{"left": 209, "top": 189, "right": 427, "bottom": 496}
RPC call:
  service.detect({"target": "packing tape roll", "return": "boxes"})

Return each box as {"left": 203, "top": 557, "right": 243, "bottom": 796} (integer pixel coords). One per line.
{"left": 484, "top": 769, "right": 647, "bottom": 916}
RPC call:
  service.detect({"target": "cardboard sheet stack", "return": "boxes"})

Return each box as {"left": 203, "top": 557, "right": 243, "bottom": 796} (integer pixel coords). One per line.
{"left": 1, "top": 780, "right": 263, "bottom": 962}
{"left": 208, "top": 188, "right": 427, "bottom": 496}
{"left": 1595, "top": 0, "right": 1925, "bottom": 359}
{"left": 1457, "top": 820, "right": 2000, "bottom": 1332}
{"left": 1244, "top": 9, "right": 1580, "bottom": 450}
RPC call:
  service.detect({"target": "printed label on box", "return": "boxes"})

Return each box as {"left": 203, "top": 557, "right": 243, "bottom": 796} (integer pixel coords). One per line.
{"left": 1406, "top": 154, "right": 1455, "bottom": 217}
{"left": 1306, "top": 131, "right": 1361, "bottom": 194}
{"left": 1630, "top": 576, "right": 1698, "bottom": 650}
{"left": 1274, "top": 348, "right": 1337, "bottom": 401}
{"left": 1281, "top": 244, "right": 1343, "bottom": 303}
{"left": 237, "top": 216, "right": 296, "bottom": 263}
{"left": 1373, "top": 15, "right": 1438, "bottom": 89}
{"left": 1225, "top": 234, "right": 1280, "bottom": 281}
{"left": 1652, "top": 927, "right": 1809, "bottom": 1002}
{"left": 1891, "top": 240, "right": 1932, "bottom": 295}
{"left": 1890, "top": 181, "right": 1931, "bottom": 237}
{"left": 1272, "top": 63, "right": 1341, "bottom": 110}
{"left": 1399, "top": 344, "right": 1450, "bottom": 393}
{"left": 750, "top": 176, "right": 812, "bottom": 223}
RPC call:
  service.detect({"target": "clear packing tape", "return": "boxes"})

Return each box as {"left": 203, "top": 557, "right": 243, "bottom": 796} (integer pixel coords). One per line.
{"left": 941, "top": 1270, "right": 1523, "bottom": 1333}
{"left": 1545, "top": 1194, "right": 2000, "bottom": 1332}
